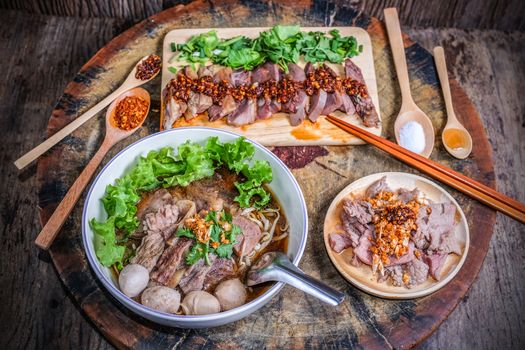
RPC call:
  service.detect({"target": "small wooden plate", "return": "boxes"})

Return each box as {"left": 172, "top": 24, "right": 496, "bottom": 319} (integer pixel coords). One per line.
{"left": 323, "top": 172, "right": 470, "bottom": 299}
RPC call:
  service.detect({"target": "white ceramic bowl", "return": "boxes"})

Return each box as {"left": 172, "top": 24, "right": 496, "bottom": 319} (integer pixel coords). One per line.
{"left": 82, "top": 127, "right": 308, "bottom": 328}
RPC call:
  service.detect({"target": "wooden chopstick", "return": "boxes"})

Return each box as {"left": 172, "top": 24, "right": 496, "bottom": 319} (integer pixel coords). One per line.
{"left": 326, "top": 115, "right": 525, "bottom": 224}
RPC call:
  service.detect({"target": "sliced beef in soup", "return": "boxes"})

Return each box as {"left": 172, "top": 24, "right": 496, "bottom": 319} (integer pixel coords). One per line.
{"left": 233, "top": 215, "right": 263, "bottom": 257}
{"left": 202, "top": 258, "right": 237, "bottom": 291}
{"left": 143, "top": 203, "right": 180, "bottom": 240}
{"left": 134, "top": 188, "right": 173, "bottom": 238}
{"left": 131, "top": 232, "right": 165, "bottom": 272}
{"left": 178, "top": 255, "right": 216, "bottom": 294}
{"left": 151, "top": 237, "right": 193, "bottom": 286}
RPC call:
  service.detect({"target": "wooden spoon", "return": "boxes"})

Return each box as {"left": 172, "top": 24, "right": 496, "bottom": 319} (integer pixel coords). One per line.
{"left": 14, "top": 55, "right": 159, "bottom": 170}
{"left": 34, "top": 87, "right": 150, "bottom": 250}
{"left": 384, "top": 8, "right": 435, "bottom": 158}
{"left": 433, "top": 46, "right": 473, "bottom": 159}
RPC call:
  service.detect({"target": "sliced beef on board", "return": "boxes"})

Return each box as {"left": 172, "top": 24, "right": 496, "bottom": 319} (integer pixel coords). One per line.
{"left": 322, "top": 90, "right": 344, "bottom": 115}
{"left": 209, "top": 67, "right": 238, "bottom": 121}
{"left": 228, "top": 99, "right": 257, "bottom": 126}
{"left": 184, "top": 66, "right": 213, "bottom": 120}
{"left": 251, "top": 63, "right": 282, "bottom": 120}
{"left": 231, "top": 69, "right": 251, "bottom": 86}
{"left": 339, "top": 93, "right": 356, "bottom": 115}
{"left": 227, "top": 70, "right": 256, "bottom": 126}
{"left": 256, "top": 98, "right": 281, "bottom": 120}
{"left": 288, "top": 90, "right": 309, "bottom": 126}
{"left": 163, "top": 96, "right": 187, "bottom": 130}
{"left": 321, "top": 65, "right": 344, "bottom": 115}
{"left": 283, "top": 63, "right": 309, "bottom": 125}
{"left": 151, "top": 237, "right": 193, "bottom": 286}
{"left": 305, "top": 62, "right": 327, "bottom": 122}
{"left": 233, "top": 215, "right": 263, "bottom": 257}
{"left": 184, "top": 92, "right": 213, "bottom": 121}
{"left": 164, "top": 59, "right": 380, "bottom": 128}
{"left": 344, "top": 58, "right": 380, "bottom": 127}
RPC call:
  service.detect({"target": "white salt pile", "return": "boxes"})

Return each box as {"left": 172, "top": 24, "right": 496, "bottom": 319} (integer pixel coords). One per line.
{"left": 399, "top": 121, "right": 426, "bottom": 154}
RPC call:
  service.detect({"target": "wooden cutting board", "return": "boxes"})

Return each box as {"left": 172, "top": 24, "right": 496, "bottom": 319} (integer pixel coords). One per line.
{"left": 160, "top": 27, "right": 381, "bottom": 145}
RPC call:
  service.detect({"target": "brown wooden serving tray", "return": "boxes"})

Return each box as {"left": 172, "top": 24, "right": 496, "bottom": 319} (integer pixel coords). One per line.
{"left": 37, "top": 1, "right": 496, "bottom": 348}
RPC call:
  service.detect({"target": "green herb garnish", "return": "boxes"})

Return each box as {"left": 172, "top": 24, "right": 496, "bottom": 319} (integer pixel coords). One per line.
{"left": 174, "top": 209, "right": 241, "bottom": 265}
{"left": 91, "top": 137, "right": 271, "bottom": 267}
{"left": 171, "top": 25, "right": 362, "bottom": 72}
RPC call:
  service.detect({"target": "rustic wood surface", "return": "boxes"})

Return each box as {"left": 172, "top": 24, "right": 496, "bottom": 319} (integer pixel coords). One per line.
{"left": 1, "top": 0, "right": 524, "bottom": 31}
{"left": 0, "top": 3, "right": 523, "bottom": 350}
{"left": 34, "top": 1, "right": 500, "bottom": 347}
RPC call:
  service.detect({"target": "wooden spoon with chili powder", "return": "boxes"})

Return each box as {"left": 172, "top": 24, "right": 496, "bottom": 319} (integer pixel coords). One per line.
{"left": 35, "top": 87, "right": 150, "bottom": 250}
{"left": 14, "top": 54, "right": 160, "bottom": 170}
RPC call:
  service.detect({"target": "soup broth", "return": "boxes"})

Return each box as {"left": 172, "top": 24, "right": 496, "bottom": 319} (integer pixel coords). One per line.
{"left": 113, "top": 167, "right": 289, "bottom": 313}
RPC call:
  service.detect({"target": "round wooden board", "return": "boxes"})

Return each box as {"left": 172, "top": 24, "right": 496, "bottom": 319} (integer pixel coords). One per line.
{"left": 37, "top": 1, "right": 496, "bottom": 349}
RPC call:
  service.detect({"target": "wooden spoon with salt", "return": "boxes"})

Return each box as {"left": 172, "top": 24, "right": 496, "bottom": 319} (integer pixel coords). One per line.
{"left": 384, "top": 8, "right": 435, "bottom": 158}
{"left": 14, "top": 55, "right": 159, "bottom": 170}
{"left": 35, "top": 87, "right": 150, "bottom": 250}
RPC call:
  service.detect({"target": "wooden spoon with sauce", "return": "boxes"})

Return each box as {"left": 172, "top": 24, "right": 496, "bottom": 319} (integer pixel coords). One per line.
{"left": 35, "top": 87, "right": 150, "bottom": 250}
{"left": 384, "top": 8, "right": 435, "bottom": 158}
{"left": 433, "top": 46, "right": 473, "bottom": 159}
{"left": 14, "top": 55, "right": 160, "bottom": 170}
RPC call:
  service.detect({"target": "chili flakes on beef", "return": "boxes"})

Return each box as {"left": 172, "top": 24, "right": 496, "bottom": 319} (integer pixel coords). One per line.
{"left": 165, "top": 64, "right": 369, "bottom": 105}
{"left": 366, "top": 191, "right": 420, "bottom": 273}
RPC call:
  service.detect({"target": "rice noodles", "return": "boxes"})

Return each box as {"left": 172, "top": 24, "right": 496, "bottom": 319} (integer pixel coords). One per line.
{"left": 238, "top": 206, "right": 288, "bottom": 269}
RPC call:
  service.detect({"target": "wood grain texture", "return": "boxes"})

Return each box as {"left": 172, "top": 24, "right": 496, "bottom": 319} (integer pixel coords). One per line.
{"left": 406, "top": 28, "right": 525, "bottom": 350}
{"left": 0, "top": 10, "right": 122, "bottom": 350}
{"left": 1, "top": 0, "right": 524, "bottom": 31}
{"left": 0, "top": 5, "right": 523, "bottom": 350}
{"left": 32, "top": 1, "right": 498, "bottom": 348}
{"left": 161, "top": 26, "right": 381, "bottom": 145}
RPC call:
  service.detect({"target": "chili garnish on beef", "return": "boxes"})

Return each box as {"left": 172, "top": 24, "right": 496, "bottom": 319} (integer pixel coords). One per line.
{"left": 164, "top": 64, "right": 368, "bottom": 106}
{"left": 366, "top": 191, "right": 420, "bottom": 273}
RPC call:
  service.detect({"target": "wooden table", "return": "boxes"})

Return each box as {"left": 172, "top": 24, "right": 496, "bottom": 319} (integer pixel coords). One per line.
{"left": 0, "top": 3, "right": 523, "bottom": 350}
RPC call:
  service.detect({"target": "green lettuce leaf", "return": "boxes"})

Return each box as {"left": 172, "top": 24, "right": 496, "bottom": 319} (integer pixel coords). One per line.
{"left": 91, "top": 137, "right": 274, "bottom": 268}
{"left": 90, "top": 217, "right": 125, "bottom": 267}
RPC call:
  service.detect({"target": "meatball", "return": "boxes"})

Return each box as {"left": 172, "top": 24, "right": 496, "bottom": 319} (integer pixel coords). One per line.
{"left": 141, "top": 286, "right": 181, "bottom": 314}
{"left": 181, "top": 291, "right": 221, "bottom": 315}
{"left": 118, "top": 264, "right": 149, "bottom": 298}
{"left": 214, "top": 278, "right": 247, "bottom": 311}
